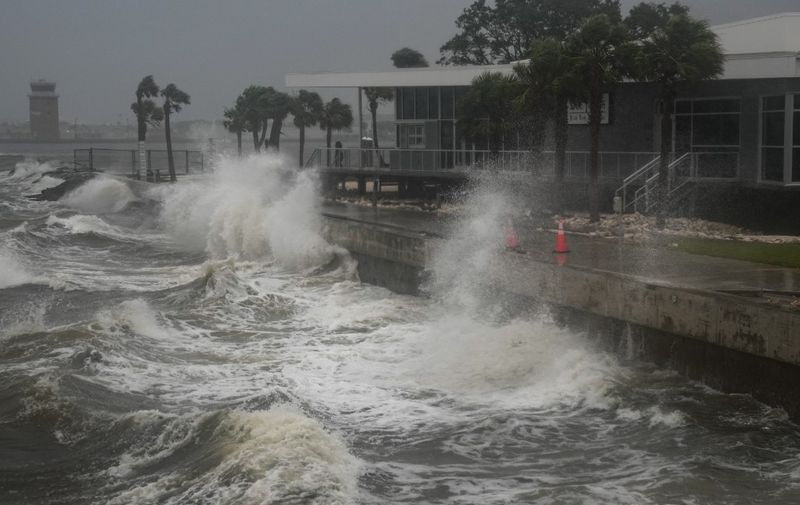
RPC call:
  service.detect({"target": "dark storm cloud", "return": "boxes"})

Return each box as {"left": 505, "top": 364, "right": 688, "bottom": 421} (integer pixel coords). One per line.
{"left": 1, "top": 0, "right": 797, "bottom": 123}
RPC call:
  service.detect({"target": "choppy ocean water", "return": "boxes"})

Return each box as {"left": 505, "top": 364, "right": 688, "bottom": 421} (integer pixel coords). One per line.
{"left": 2, "top": 154, "right": 800, "bottom": 504}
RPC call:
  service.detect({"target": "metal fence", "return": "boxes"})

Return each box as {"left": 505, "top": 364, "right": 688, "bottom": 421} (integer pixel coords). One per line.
{"left": 310, "top": 147, "right": 659, "bottom": 180}
{"left": 73, "top": 148, "right": 205, "bottom": 179}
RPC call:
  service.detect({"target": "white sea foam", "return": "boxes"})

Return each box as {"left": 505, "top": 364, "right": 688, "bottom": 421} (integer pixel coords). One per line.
{"left": 61, "top": 177, "right": 138, "bottom": 214}
{"left": 108, "top": 408, "right": 359, "bottom": 505}
{"left": 156, "top": 154, "right": 341, "bottom": 269}
{"left": 45, "top": 213, "right": 137, "bottom": 241}
{"left": 0, "top": 247, "right": 36, "bottom": 289}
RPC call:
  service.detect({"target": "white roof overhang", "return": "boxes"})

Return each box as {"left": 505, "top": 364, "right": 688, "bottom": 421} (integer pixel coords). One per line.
{"left": 286, "top": 64, "right": 515, "bottom": 88}
{"left": 286, "top": 13, "right": 800, "bottom": 88}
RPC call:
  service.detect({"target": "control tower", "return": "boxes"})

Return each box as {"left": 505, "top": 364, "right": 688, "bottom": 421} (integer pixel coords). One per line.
{"left": 29, "top": 80, "right": 60, "bottom": 140}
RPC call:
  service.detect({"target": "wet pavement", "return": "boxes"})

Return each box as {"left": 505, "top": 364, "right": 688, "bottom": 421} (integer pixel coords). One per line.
{"left": 321, "top": 202, "right": 800, "bottom": 295}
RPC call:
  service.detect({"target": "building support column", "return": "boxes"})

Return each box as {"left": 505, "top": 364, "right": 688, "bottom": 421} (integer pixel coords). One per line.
{"left": 358, "top": 87, "right": 364, "bottom": 169}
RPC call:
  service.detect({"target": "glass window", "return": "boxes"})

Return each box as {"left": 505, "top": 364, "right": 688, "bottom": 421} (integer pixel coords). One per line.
{"left": 793, "top": 148, "right": 800, "bottom": 182}
{"left": 441, "top": 87, "right": 454, "bottom": 119}
{"left": 407, "top": 124, "right": 424, "bottom": 147}
{"left": 415, "top": 88, "right": 428, "bottom": 120}
{"left": 794, "top": 111, "right": 800, "bottom": 147}
{"left": 402, "top": 88, "right": 414, "bottom": 120}
{"left": 693, "top": 99, "right": 740, "bottom": 114}
{"left": 675, "top": 100, "right": 691, "bottom": 114}
{"left": 762, "top": 147, "right": 784, "bottom": 181}
{"left": 763, "top": 95, "right": 786, "bottom": 111}
{"left": 692, "top": 114, "right": 739, "bottom": 147}
{"left": 395, "top": 89, "right": 402, "bottom": 119}
{"left": 795, "top": 94, "right": 800, "bottom": 109}
{"left": 762, "top": 111, "right": 785, "bottom": 146}
{"left": 428, "top": 88, "right": 439, "bottom": 119}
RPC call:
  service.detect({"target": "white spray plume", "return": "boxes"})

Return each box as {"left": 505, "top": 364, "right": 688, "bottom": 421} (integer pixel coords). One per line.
{"left": 156, "top": 153, "right": 339, "bottom": 270}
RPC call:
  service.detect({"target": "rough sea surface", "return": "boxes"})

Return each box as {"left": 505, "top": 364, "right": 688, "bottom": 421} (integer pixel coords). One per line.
{"left": 2, "top": 155, "right": 800, "bottom": 504}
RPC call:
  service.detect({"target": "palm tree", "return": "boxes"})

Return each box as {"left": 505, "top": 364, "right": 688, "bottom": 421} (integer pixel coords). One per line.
{"left": 290, "top": 90, "right": 324, "bottom": 167}
{"left": 237, "top": 85, "right": 271, "bottom": 152}
{"left": 566, "top": 15, "right": 635, "bottom": 222}
{"left": 362, "top": 87, "right": 394, "bottom": 166}
{"left": 223, "top": 103, "right": 246, "bottom": 157}
{"left": 160, "top": 84, "right": 190, "bottom": 182}
{"left": 319, "top": 98, "right": 353, "bottom": 166}
{"left": 514, "top": 38, "right": 582, "bottom": 209}
{"left": 266, "top": 90, "right": 291, "bottom": 151}
{"left": 635, "top": 13, "right": 724, "bottom": 226}
{"left": 131, "top": 75, "right": 163, "bottom": 177}
{"left": 456, "top": 71, "right": 519, "bottom": 155}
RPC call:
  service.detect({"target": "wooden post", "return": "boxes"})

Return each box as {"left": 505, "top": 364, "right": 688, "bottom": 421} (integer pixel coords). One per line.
{"left": 185, "top": 150, "right": 189, "bottom": 175}
{"left": 88, "top": 148, "right": 94, "bottom": 171}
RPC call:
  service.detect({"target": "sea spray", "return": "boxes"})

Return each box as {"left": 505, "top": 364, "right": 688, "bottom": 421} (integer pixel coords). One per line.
{"left": 61, "top": 177, "right": 138, "bottom": 214}
{"left": 0, "top": 247, "right": 36, "bottom": 289}
{"left": 156, "top": 154, "right": 340, "bottom": 269}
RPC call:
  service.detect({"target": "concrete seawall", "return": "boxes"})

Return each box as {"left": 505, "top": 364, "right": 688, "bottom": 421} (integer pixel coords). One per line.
{"left": 322, "top": 213, "right": 800, "bottom": 417}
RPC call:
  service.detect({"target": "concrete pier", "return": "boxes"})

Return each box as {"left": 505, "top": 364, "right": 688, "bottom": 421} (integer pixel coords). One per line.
{"left": 321, "top": 206, "right": 800, "bottom": 417}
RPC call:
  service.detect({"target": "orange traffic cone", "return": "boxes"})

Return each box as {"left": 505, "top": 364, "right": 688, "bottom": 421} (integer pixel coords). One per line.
{"left": 505, "top": 220, "right": 519, "bottom": 250}
{"left": 553, "top": 219, "right": 570, "bottom": 253}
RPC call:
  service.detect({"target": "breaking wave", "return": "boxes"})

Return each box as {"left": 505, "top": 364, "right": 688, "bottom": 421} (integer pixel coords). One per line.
{"left": 61, "top": 177, "right": 138, "bottom": 214}
{"left": 156, "top": 154, "right": 344, "bottom": 269}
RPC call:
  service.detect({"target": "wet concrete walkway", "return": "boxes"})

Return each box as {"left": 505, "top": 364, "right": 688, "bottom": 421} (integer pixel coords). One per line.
{"left": 321, "top": 203, "right": 800, "bottom": 295}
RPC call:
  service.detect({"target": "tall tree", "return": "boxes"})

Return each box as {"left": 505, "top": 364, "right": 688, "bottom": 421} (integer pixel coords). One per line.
{"left": 131, "top": 75, "right": 163, "bottom": 177}
{"left": 456, "top": 71, "right": 520, "bottom": 155}
{"left": 237, "top": 85, "right": 271, "bottom": 152}
{"left": 625, "top": 1, "right": 689, "bottom": 39}
{"left": 362, "top": 87, "right": 394, "bottom": 165}
{"left": 160, "top": 83, "right": 191, "bottom": 182}
{"left": 266, "top": 90, "right": 291, "bottom": 151}
{"left": 319, "top": 98, "right": 353, "bottom": 166}
{"left": 290, "top": 90, "right": 324, "bottom": 167}
{"left": 513, "top": 38, "right": 582, "bottom": 198}
{"left": 391, "top": 48, "right": 429, "bottom": 68}
{"left": 223, "top": 102, "right": 246, "bottom": 157}
{"left": 566, "top": 14, "right": 635, "bottom": 222}
{"left": 438, "top": 0, "right": 621, "bottom": 65}
{"left": 634, "top": 10, "right": 723, "bottom": 225}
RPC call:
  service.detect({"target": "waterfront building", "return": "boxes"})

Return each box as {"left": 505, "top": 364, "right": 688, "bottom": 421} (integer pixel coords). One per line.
{"left": 287, "top": 13, "right": 800, "bottom": 228}
{"left": 28, "top": 80, "right": 60, "bottom": 140}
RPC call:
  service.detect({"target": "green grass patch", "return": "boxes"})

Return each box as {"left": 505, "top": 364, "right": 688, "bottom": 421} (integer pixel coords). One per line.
{"left": 666, "top": 236, "right": 800, "bottom": 268}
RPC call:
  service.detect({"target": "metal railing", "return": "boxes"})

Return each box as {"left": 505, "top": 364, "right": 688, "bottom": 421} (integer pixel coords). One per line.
{"left": 620, "top": 151, "right": 740, "bottom": 214}
{"left": 73, "top": 148, "right": 205, "bottom": 179}
{"left": 307, "top": 146, "right": 659, "bottom": 179}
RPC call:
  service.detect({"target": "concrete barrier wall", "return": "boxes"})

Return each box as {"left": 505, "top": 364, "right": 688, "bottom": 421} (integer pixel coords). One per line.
{"left": 323, "top": 214, "right": 800, "bottom": 416}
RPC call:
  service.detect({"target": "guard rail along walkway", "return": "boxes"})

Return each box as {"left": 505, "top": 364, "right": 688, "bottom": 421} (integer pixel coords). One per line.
{"left": 615, "top": 151, "right": 740, "bottom": 214}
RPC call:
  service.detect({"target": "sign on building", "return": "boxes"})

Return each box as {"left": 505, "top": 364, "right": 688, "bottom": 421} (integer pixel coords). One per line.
{"left": 568, "top": 93, "right": 610, "bottom": 125}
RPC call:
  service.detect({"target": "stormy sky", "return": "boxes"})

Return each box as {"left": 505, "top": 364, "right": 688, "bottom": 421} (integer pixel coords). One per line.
{"left": 1, "top": 0, "right": 797, "bottom": 124}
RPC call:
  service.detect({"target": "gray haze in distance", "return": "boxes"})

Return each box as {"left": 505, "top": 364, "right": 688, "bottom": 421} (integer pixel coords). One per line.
{"left": 1, "top": 0, "right": 798, "bottom": 124}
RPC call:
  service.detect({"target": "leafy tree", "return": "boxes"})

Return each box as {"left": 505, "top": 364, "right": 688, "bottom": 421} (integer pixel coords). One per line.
{"left": 625, "top": 1, "right": 689, "bottom": 39}
{"left": 236, "top": 85, "right": 271, "bottom": 152}
{"left": 319, "top": 98, "right": 353, "bottom": 165}
{"left": 290, "top": 90, "right": 324, "bottom": 167}
{"left": 223, "top": 102, "right": 247, "bottom": 157}
{"left": 513, "top": 38, "right": 582, "bottom": 194}
{"left": 391, "top": 48, "right": 429, "bottom": 68}
{"left": 566, "top": 14, "right": 635, "bottom": 222}
{"left": 363, "top": 87, "right": 394, "bottom": 165}
{"left": 456, "top": 71, "right": 520, "bottom": 155}
{"left": 160, "top": 83, "right": 190, "bottom": 182}
{"left": 634, "top": 11, "right": 723, "bottom": 225}
{"left": 265, "top": 90, "right": 291, "bottom": 151}
{"left": 131, "top": 75, "right": 163, "bottom": 176}
{"left": 438, "top": 0, "right": 621, "bottom": 65}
